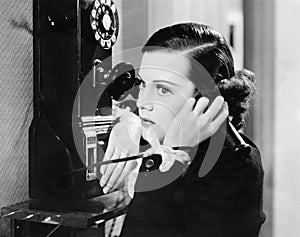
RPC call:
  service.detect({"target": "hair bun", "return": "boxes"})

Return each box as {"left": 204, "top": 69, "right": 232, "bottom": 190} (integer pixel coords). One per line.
{"left": 235, "top": 68, "right": 255, "bottom": 83}
{"left": 217, "top": 68, "right": 256, "bottom": 129}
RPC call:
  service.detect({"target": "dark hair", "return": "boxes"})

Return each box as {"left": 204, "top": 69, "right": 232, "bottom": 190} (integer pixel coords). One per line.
{"left": 142, "top": 23, "right": 255, "bottom": 130}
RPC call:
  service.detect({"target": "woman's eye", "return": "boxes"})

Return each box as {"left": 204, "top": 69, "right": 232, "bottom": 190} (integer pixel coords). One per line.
{"left": 157, "top": 85, "right": 171, "bottom": 95}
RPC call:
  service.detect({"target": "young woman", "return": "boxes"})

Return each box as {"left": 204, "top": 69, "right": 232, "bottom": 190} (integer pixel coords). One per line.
{"left": 100, "top": 23, "right": 265, "bottom": 237}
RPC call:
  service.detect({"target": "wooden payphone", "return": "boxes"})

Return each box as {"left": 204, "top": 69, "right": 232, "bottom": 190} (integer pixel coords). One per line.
{"left": 29, "top": 0, "right": 122, "bottom": 200}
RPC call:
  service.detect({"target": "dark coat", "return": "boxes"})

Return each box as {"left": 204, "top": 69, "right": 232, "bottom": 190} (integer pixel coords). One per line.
{"left": 121, "top": 135, "right": 266, "bottom": 237}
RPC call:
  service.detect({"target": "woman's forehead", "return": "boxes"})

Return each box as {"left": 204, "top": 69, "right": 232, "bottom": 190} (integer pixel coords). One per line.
{"left": 140, "top": 51, "right": 191, "bottom": 71}
{"left": 139, "top": 52, "right": 194, "bottom": 85}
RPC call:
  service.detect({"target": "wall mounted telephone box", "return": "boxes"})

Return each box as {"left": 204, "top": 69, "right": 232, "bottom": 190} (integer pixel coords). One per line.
{"left": 29, "top": 0, "right": 116, "bottom": 199}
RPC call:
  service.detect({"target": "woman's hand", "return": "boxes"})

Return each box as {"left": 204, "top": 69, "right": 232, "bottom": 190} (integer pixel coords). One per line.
{"left": 100, "top": 113, "right": 142, "bottom": 194}
{"left": 163, "top": 96, "right": 229, "bottom": 148}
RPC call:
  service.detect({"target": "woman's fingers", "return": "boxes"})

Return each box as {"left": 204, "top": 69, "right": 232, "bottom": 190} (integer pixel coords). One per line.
{"left": 103, "top": 151, "right": 127, "bottom": 193}
{"left": 100, "top": 133, "right": 116, "bottom": 174}
{"left": 100, "top": 148, "right": 121, "bottom": 187}
{"left": 200, "top": 96, "right": 224, "bottom": 125}
{"left": 205, "top": 96, "right": 224, "bottom": 119}
{"left": 210, "top": 102, "right": 229, "bottom": 134}
{"left": 194, "top": 96, "right": 228, "bottom": 140}
{"left": 178, "top": 97, "right": 196, "bottom": 115}
{"left": 197, "top": 99, "right": 229, "bottom": 135}
{"left": 102, "top": 156, "right": 139, "bottom": 193}
{"left": 112, "top": 160, "right": 138, "bottom": 192}
{"left": 193, "top": 97, "right": 209, "bottom": 116}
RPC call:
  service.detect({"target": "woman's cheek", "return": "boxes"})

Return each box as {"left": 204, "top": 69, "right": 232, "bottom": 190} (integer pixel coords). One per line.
{"left": 152, "top": 112, "right": 174, "bottom": 141}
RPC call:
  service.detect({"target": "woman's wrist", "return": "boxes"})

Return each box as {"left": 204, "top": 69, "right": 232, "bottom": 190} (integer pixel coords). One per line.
{"left": 162, "top": 140, "right": 174, "bottom": 147}
{"left": 158, "top": 145, "right": 192, "bottom": 172}
{"left": 162, "top": 140, "right": 193, "bottom": 159}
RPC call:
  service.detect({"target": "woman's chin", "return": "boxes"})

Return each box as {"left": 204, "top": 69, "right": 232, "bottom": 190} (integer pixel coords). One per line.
{"left": 151, "top": 124, "right": 166, "bottom": 142}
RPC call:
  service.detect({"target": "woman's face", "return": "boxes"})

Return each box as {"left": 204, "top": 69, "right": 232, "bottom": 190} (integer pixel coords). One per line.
{"left": 137, "top": 52, "right": 195, "bottom": 141}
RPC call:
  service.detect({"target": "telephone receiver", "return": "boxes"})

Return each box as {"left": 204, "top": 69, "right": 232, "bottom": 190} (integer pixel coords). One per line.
{"left": 194, "top": 92, "right": 251, "bottom": 155}
{"left": 106, "top": 62, "right": 140, "bottom": 101}
{"left": 93, "top": 61, "right": 141, "bottom": 116}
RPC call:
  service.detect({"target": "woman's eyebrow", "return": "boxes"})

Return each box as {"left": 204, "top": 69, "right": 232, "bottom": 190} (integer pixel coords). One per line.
{"left": 152, "top": 80, "right": 182, "bottom": 87}
{"left": 137, "top": 72, "right": 182, "bottom": 87}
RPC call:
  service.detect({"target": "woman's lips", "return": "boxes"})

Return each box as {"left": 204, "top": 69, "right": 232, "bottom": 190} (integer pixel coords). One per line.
{"left": 140, "top": 116, "right": 155, "bottom": 127}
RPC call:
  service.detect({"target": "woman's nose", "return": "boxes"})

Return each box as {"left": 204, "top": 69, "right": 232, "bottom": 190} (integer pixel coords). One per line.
{"left": 136, "top": 90, "right": 154, "bottom": 111}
